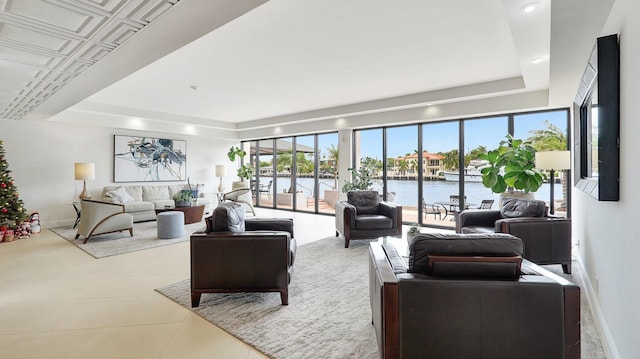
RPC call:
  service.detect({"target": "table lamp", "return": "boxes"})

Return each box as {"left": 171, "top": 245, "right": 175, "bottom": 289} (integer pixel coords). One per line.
{"left": 535, "top": 151, "right": 570, "bottom": 215}
{"left": 215, "top": 164, "right": 226, "bottom": 193}
{"left": 74, "top": 162, "right": 95, "bottom": 200}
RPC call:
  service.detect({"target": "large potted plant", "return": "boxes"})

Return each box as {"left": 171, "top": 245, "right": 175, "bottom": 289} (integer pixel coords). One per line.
{"left": 227, "top": 146, "right": 253, "bottom": 190}
{"left": 341, "top": 167, "right": 373, "bottom": 193}
{"left": 479, "top": 135, "right": 545, "bottom": 203}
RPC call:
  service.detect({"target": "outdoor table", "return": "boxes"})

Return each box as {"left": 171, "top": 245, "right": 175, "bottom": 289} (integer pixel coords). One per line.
{"left": 434, "top": 201, "right": 477, "bottom": 221}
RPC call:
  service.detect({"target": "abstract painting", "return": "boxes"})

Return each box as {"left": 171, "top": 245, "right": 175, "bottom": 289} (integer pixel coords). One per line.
{"left": 114, "top": 135, "right": 186, "bottom": 182}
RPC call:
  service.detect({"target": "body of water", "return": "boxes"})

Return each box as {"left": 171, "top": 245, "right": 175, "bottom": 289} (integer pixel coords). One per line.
{"left": 263, "top": 177, "right": 564, "bottom": 209}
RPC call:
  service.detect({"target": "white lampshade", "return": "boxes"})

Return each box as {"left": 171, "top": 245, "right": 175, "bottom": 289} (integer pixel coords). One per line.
{"left": 74, "top": 162, "right": 95, "bottom": 180}
{"left": 215, "top": 164, "right": 226, "bottom": 177}
{"left": 535, "top": 151, "right": 571, "bottom": 170}
{"left": 74, "top": 162, "right": 95, "bottom": 200}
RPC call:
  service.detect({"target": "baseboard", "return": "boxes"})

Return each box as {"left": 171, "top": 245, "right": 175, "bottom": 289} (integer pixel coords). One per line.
{"left": 574, "top": 253, "right": 621, "bottom": 359}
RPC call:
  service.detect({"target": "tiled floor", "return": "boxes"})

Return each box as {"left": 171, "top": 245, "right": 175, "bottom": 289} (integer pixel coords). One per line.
{"left": 0, "top": 208, "right": 336, "bottom": 359}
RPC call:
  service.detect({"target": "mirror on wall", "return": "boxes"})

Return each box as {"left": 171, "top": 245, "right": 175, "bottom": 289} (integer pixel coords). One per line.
{"left": 573, "top": 34, "right": 620, "bottom": 201}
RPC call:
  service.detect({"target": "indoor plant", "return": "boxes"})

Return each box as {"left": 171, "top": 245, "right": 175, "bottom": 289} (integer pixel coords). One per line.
{"left": 172, "top": 190, "right": 193, "bottom": 207}
{"left": 227, "top": 146, "right": 253, "bottom": 181}
{"left": 341, "top": 167, "right": 373, "bottom": 193}
{"left": 479, "top": 135, "right": 545, "bottom": 195}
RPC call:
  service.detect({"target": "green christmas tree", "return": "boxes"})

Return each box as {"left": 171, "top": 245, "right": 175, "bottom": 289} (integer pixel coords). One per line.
{"left": 0, "top": 139, "right": 27, "bottom": 224}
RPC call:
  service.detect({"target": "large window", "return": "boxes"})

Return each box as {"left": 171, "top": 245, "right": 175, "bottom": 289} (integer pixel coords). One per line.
{"left": 243, "top": 132, "right": 338, "bottom": 215}
{"left": 386, "top": 125, "right": 418, "bottom": 223}
{"left": 245, "top": 108, "right": 570, "bottom": 222}
{"left": 462, "top": 116, "right": 508, "bottom": 217}
{"left": 351, "top": 108, "right": 570, "bottom": 228}
{"left": 514, "top": 110, "right": 570, "bottom": 216}
{"left": 422, "top": 121, "right": 460, "bottom": 229}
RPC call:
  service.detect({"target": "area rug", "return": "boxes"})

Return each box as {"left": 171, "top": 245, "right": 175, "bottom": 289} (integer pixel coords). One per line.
{"left": 157, "top": 237, "right": 607, "bottom": 359}
{"left": 51, "top": 221, "right": 205, "bottom": 259}
{"left": 155, "top": 237, "right": 378, "bottom": 359}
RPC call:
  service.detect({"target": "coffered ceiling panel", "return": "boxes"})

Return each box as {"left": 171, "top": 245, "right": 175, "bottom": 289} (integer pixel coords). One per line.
{"left": 0, "top": 0, "right": 179, "bottom": 120}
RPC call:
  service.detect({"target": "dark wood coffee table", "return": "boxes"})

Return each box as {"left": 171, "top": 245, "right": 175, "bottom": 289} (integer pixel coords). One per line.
{"left": 155, "top": 205, "right": 205, "bottom": 224}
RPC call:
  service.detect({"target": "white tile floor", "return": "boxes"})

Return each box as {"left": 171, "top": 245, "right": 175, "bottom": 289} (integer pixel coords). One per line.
{"left": 0, "top": 208, "right": 337, "bottom": 359}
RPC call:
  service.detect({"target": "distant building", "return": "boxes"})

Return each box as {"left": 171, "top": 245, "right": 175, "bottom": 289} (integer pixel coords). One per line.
{"left": 391, "top": 151, "right": 444, "bottom": 179}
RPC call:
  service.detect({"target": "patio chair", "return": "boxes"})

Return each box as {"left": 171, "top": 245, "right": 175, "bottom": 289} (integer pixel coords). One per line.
{"left": 475, "top": 199, "right": 495, "bottom": 210}
{"left": 259, "top": 180, "right": 273, "bottom": 199}
{"left": 422, "top": 198, "right": 442, "bottom": 220}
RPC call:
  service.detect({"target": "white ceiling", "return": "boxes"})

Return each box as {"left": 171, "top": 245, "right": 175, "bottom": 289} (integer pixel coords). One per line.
{"left": 1, "top": 0, "right": 616, "bottom": 138}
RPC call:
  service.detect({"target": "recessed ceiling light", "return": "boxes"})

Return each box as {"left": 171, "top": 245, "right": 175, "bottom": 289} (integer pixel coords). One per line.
{"left": 521, "top": 2, "right": 538, "bottom": 13}
{"left": 189, "top": 85, "right": 199, "bottom": 90}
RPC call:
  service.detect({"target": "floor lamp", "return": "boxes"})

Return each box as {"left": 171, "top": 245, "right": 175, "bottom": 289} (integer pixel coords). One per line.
{"left": 74, "top": 162, "right": 95, "bottom": 201}
{"left": 535, "top": 151, "right": 570, "bottom": 215}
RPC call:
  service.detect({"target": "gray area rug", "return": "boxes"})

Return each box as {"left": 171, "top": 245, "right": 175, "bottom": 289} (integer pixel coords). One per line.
{"left": 156, "top": 237, "right": 605, "bottom": 359}
{"left": 51, "top": 221, "right": 204, "bottom": 258}
{"left": 156, "top": 237, "right": 378, "bottom": 359}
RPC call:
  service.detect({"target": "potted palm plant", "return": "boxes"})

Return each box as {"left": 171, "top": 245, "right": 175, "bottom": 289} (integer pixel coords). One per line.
{"left": 479, "top": 135, "right": 546, "bottom": 203}
{"left": 227, "top": 146, "right": 253, "bottom": 190}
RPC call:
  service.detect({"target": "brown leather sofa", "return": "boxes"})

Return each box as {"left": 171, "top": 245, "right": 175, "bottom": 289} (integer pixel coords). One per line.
{"left": 190, "top": 202, "right": 296, "bottom": 307}
{"left": 457, "top": 198, "right": 572, "bottom": 274}
{"left": 335, "top": 190, "right": 402, "bottom": 248}
{"left": 369, "top": 232, "right": 580, "bottom": 359}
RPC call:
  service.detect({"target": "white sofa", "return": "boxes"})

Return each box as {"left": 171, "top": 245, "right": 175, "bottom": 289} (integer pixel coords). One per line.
{"left": 101, "top": 184, "right": 211, "bottom": 223}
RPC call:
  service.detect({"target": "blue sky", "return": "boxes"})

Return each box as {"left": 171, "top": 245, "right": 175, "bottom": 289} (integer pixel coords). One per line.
{"left": 358, "top": 109, "right": 569, "bottom": 159}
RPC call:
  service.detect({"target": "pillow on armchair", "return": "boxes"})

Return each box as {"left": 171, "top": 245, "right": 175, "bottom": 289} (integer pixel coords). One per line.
{"left": 206, "top": 202, "right": 246, "bottom": 232}
{"left": 347, "top": 190, "right": 380, "bottom": 214}
{"left": 500, "top": 198, "right": 547, "bottom": 218}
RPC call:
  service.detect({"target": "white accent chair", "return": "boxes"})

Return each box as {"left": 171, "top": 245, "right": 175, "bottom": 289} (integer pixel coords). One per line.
{"left": 75, "top": 199, "right": 134, "bottom": 244}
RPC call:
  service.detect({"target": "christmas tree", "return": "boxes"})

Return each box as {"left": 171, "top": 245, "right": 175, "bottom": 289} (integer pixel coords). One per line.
{"left": 0, "top": 139, "right": 27, "bottom": 225}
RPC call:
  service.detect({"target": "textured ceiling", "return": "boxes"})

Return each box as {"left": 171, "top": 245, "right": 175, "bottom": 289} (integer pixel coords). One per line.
{"left": 0, "top": 0, "right": 617, "bottom": 140}
{"left": 0, "top": 0, "right": 179, "bottom": 120}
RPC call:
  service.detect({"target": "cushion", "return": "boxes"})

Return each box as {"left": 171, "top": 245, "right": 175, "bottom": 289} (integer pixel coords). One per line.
{"left": 210, "top": 202, "right": 245, "bottom": 232}
{"left": 407, "top": 233, "right": 524, "bottom": 279}
{"left": 347, "top": 190, "right": 380, "bottom": 215}
{"left": 106, "top": 186, "right": 136, "bottom": 204}
{"left": 142, "top": 186, "right": 170, "bottom": 201}
{"left": 500, "top": 198, "right": 546, "bottom": 218}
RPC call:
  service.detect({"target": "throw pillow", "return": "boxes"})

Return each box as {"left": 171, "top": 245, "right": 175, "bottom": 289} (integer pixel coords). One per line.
{"left": 500, "top": 198, "right": 546, "bottom": 218}
{"left": 106, "top": 186, "right": 135, "bottom": 204}
{"left": 212, "top": 202, "right": 246, "bottom": 232}
{"left": 347, "top": 190, "right": 380, "bottom": 214}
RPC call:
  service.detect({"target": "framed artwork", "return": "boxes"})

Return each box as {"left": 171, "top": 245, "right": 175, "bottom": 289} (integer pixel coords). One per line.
{"left": 114, "top": 135, "right": 187, "bottom": 182}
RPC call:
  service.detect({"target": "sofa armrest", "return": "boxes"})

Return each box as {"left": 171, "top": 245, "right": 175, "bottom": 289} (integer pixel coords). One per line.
{"left": 457, "top": 210, "right": 502, "bottom": 232}
{"left": 379, "top": 201, "right": 402, "bottom": 229}
{"left": 496, "top": 217, "right": 571, "bottom": 233}
{"left": 245, "top": 218, "right": 294, "bottom": 237}
{"left": 369, "top": 242, "right": 400, "bottom": 359}
{"left": 335, "top": 201, "right": 357, "bottom": 232}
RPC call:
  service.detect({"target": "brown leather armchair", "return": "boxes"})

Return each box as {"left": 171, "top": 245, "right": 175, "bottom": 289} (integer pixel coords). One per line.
{"left": 190, "top": 202, "right": 296, "bottom": 307}
{"left": 369, "top": 233, "right": 580, "bottom": 359}
{"left": 458, "top": 198, "right": 572, "bottom": 273}
{"left": 335, "top": 190, "right": 402, "bottom": 248}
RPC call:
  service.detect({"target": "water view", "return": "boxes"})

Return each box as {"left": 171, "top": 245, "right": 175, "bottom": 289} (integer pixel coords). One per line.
{"left": 265, "top": 177, "right": 563, "bottom": 209}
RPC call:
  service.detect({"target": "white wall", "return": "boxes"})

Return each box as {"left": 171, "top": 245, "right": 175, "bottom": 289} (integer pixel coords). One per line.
{"left": 573, "top": 0, "right": 640, "bottom": 357}
{"left": 0, "top": 120, "right": 237, "bottom": 228}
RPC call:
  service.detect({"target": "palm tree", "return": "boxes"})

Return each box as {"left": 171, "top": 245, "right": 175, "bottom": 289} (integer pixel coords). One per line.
{"left": 440, "top": 149, "right": 459, "bottom": 170}
{"left": 326, "top": 144, "right": 339, "bottom": 189}
{"left": 527, "top": 121, "right": 567, "bottom": 151}
{"left": 527, "top": 121, "right": 569, "bottom": 211}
